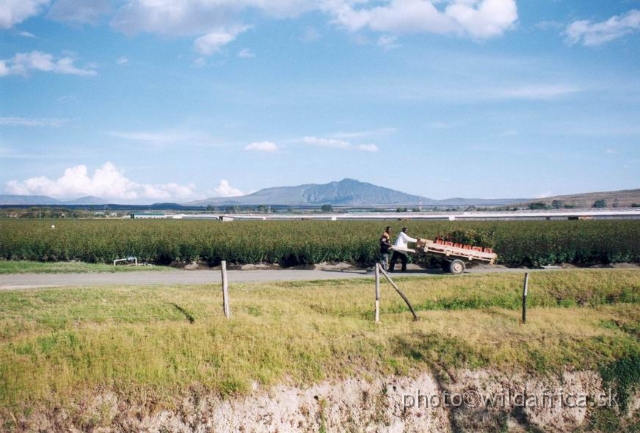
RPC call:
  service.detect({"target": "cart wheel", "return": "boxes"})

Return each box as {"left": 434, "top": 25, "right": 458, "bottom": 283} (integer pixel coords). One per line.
{"left": 441, "top": 260, "right": 451, "bottom": 272}
{"left": 450, "top": 259, "right": 466, "bottom": 275}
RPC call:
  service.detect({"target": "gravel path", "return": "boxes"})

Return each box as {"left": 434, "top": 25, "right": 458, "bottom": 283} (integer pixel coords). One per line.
{"left": 0, "top": 265, "right": 554, "bottom": 290}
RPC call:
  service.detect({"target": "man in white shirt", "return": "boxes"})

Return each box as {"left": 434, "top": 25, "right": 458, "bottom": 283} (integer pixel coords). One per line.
{"left": 389, "top": 227, "right": 418, "bottom": 272}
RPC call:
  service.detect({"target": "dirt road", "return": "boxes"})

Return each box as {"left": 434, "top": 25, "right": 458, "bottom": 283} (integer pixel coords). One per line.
{"left": 0, "top": 265, "right": 555, "bottom": 290}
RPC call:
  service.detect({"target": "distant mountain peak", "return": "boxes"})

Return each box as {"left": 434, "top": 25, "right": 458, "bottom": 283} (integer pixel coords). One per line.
{"left": 189, "top": 179, "right": 427, "bottom": 207}
{"left": 65, "top": 196, "right": 107, "bottom": 205}
{"left": 184, "top": 178, "right": 529, "bottom": 207}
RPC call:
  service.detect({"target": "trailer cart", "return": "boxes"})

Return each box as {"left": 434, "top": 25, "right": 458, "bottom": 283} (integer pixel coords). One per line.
{"left": 413, "top": 239, "right": 498, "bottom": 275}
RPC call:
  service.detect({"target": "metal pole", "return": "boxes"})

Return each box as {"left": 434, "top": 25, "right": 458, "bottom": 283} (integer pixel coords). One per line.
{"left": 375, "top": 263, "right": 380, "bottom": 323}
{"left": 222, "top": 260, "right": 230, "bottom": 319}
{"left": 522, "top": 273, "right": 529, "bottom": 324}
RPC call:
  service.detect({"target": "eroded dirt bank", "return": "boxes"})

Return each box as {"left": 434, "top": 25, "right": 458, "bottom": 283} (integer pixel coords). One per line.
{"left": 9, "top": 369, "right": 637, "bottom": 432}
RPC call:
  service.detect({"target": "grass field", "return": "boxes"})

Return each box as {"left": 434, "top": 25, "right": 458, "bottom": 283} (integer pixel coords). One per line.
{"left": 0, "top": 260, "right": 169, "bottom": 274}
{"left": 1, "top": 269, "right": 639, "bottom": 430}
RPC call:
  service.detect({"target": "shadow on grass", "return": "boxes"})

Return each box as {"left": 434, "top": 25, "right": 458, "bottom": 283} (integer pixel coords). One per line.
{"left": 169, "top": 303, "right": 195, "bottom": 324}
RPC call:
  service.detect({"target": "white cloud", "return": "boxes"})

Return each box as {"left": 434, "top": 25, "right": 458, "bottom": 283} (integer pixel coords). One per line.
{"left": 1, "top": 0, "right": 518, "bottom": 56}
{"left": 47, "top": 0, "right": 112, "bottom": 24}
{"left": 4, "top": 162, "right": 199, "bottom": 202}
{"left": 243, "top": 0, "right": 313, "bottom": 18}
{"left": 329, "top": 0, "right": 451, "bottom": 34}
{"left": 378, "top": 35, "right": 400, "bottom": 50}
{"left": 303, "top": 136, "right": 351, "bottom": 149}
{"left": 110, "top": 1, "right": 272, "bottom": 37}
{"left": 237, "top": 48, "right": 255, "bottom": 58}
{"left": 331, "top": 127, "right": 397, "bottom": 139}
{"left": 245, "top": 141, "right": 279, "bottom": 152}
{"left": 392, "top": 80, "right": 582, "bottom": 102}
{"left": 0, "top": 51, "right": 97, "bottom": 77}
{"left": 445, "top": 0, "right": 518, "bottom": 39}
{"left": 493, "top": 84, "right": 581, "bottom": 100}
{"left": 0, "top": 117, "right": 69, "bottom": 127}
{"left": 57, "top": 95, "right": 78, "bottom": 103}
{"left": 0, "top": 0, "right": 50, "bottom": 29}
{"left": 300, "top": 26, "right": 320, "bottom": 42}
{"left": 111, "top": 1, "right": 228, "bottom": 36}
{"left": 565, "top": 10, "right": 640, "bottom": 47}
{"left": 108, "top": 129, "right": 214, "bottom": 147}
{"left": 18, "top": 31, "right": 36, "bottom": 38}
{"left": 117, "top": 57, "right": 129, "bottom": 65}
{"left": 328, "top": 0, "right": 517, "bottom": 39}
{"left": 111, "top": 0, "right": 314, "bottom": 36}
{"left": 214, "top": 180, "right": 244, "bottom": 197}
{"left": 303, "top": 136, "right": 379, "bottom": 152}
{"left": 102, "top": 0, "right": 516, "bottom": 60}
{"left": 195, "top": 26, "right": 250, "bottom": 55}
{"left": 357, "top": 144, "right": 379, "bottom": 152}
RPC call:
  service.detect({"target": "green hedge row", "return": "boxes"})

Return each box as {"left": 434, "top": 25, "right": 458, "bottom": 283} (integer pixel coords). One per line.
{"left": 1, "top": 219, "right": 639, "bottom": 267}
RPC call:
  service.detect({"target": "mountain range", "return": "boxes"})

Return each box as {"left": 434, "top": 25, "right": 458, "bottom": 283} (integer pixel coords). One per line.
{"left": 0, "top": 195, "right": 108, "bottom": 206}
{"left": 2, "top": 179, "right": 637, "bottom": 208}
{"left": 0, "top": 179, "right": 524, "bottom": 207}
{"left": 186, "top": 178, "right": 526, "bottom": 207}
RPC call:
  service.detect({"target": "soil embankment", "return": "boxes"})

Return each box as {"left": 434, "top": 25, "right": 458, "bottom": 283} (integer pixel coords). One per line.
{"left": 16, "top": 369, "right": 632, "bottom": 432}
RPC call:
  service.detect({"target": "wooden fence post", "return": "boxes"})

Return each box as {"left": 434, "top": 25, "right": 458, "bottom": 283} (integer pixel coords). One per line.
{"left": 375, "top": 263, "right": 381, "bottom": 323}
{"left": 221, "top": 260, "right": 230, "bottom": 319}
{"left": 378, "top": 266, "right": 419, "bottom": 321}
{"left": 522, "top": 273, "right": 529, "bottom": 324}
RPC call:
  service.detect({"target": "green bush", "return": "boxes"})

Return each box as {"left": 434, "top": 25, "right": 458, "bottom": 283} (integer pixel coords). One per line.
{"left": 0, "top": 220, "right": 639, "bottom": 267}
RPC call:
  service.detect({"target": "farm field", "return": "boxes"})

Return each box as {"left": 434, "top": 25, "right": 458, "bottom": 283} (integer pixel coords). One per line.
{"left": 1, "top": 219, "right": 640, "bottom": 268}
{"left": 1, "top": 219, "right": 639, "bottom": 431}
{"left": 1, "top": 269, "right": 639, "bottom": 431}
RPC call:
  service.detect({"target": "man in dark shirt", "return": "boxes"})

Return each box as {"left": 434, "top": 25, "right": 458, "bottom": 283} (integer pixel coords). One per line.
{"left": 379, "top": 226, "right": 392, "bottom": 271}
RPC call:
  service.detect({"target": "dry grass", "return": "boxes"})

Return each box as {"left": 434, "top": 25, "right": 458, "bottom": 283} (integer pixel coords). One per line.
{"left": 0, "top": 269, "right": 638, "bottom": 422}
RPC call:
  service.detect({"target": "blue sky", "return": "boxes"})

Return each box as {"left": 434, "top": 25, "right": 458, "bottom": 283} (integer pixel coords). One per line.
{"left": 1, "top": 0, "right": 639, "bottom": 203}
